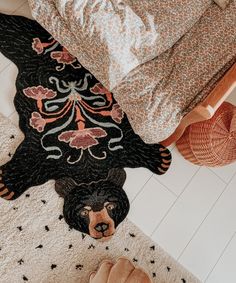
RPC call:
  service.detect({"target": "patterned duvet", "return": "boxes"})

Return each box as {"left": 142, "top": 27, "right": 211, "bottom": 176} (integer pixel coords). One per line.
{"left": 28, "top": 0, "right": 236, "bottom": 142}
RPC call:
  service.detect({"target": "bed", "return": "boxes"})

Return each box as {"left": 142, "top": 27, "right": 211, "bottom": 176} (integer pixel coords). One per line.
{"left": 28, "top": 0, "right": 236, "bottom": 143}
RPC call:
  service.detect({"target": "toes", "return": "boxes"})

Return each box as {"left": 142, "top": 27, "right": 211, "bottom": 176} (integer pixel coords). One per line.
{"left": 157, "top": 167, "right": 166, "bottom": 174}
{"left": 0, "top": 188, "right": 9, "bottom": 196}
{"left": 156, "top": 147, "right": 172, "bottom": 175}
{"left": 162, "top": 158, "right": 171, "bottom": 164}
{"left": 159, "top": 147, "right": 168, "bottom": 152}
{"left": 0, "top": 170, "right": 15, "bottom": 200}
{"left": 3, "top": 192, "right": 15, "bottom": 200}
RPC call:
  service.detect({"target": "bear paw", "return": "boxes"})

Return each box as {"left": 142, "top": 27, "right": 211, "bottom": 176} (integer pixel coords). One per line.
{"left": 0, "top": 169, "right": 15, "bottom": 200}
{"left": 157, "top": 147, "right": 172, "bottom": 174}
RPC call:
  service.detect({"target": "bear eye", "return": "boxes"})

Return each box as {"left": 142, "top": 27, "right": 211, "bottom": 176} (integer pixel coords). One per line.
{"left": 106, "top": 203, "right": 116, "bottom": 211}
{"left": 80, "top": 209, "right": 89, "bottom": 217}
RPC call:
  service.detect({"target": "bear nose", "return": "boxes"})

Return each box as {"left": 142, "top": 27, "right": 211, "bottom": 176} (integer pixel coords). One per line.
{"left": 94, "top": 223, "right": 109, "bottom": 232}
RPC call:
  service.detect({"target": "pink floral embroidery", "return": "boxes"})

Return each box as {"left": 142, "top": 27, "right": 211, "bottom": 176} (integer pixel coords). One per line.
{"left": 23, "top": 86, "right": 57, "bottom": 100}
{"left": 32, "top": 38, "right": 44, "bottom": 54}
{"left": 51, "top": 50, "right": 76, "bottom": 65}
{"left": 111, "top": 104, "right": 124, "bottom": 124}
{"left": 30, "top": 112, "right": 46, "bottom": 132}
{"left": 58, "top": 128, "right": 107, "bottom": 150}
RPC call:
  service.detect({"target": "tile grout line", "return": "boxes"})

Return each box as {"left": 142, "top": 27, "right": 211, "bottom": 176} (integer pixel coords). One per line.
{"left": 204, "top": 231, "right": 236, "bottom": 282}
{"left": 154, "top": 144, "right": 201, "bottom": 196}
{"left": 130, "top": 173, "right": 154, "bottom": 204}
{"left": 150, "top": 166, "right": 201, "bottom": 237}
{"left": 7, "top": 110, "right": 17, "bottom": 119}
{"left": 153, "top": 174, "right": 182, "bottom": 198}
{"left": 146, "top": 143, "right": 177, "bottom": 198}
{"left": 177, "top": 171, "right": 236, "bottom": 261}
{"left": 208, "top": 167, "right": 230, "bottom": 185}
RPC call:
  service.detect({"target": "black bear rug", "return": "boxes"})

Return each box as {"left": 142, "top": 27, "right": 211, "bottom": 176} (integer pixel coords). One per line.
{"left": 0, "top": 13, "right": 171, "bottom": 239}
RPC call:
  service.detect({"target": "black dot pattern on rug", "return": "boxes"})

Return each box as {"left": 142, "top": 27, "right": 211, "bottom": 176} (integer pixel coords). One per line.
{"left": 150, "top": 245, "right": 155, "bottom": 251}
{"left": 35, "top": 244, "right": 43, "bottom": 249}
{"left": 133, "top": 258, "right": 138, "bottom": 263}
{"left": 17, "top": 226, "right": 23, "bottom": 231}
{"left": 81, "top": 234, "right": 86, "bottom": 240}
{"left": 75, "top": 264, "right": 83, "bottom": 270}
{"left": 25, "top": 194, "right": 30, "bottom": 198}
{"left": 182, "top": 279, "right": 186, "bottom": 283}
{"left": 152, "top": 272, "right": 157, "bottom": 278}
{"left": 10, "top": 135, "right": 15, "bottom": 139}
{"left": 41, "top": 200, "right": 46, "bottom": 204}
{"left": 124, "top": 248, "right": 129, "bottom": 252}
{"left": 8, "top": 152, "right": 12, "bottom": 157}
{"left": 105, "top": 246, "right": 109, "bottom": 250}
{"left": 13, "top": 207, "right": 18, "bottom": 210}
{"left": 68, "top": 244, "right": 73, "bottom": 249}
{"left": 129, "top": 233, "right": 136, "bottom": 238}
{"left": 51, "top": 264, "right": 57, "bottom": 270}
{"left": 58, "top": 215, "right": 64, "bottom": 220}
{"left": 18, "top": 259, "right": 24, "bottom": 265}
{"left": 88, "top": 244, "right": 95, "bottom": 250}
{"left": 150, "top": 260, "right": 155, "bottom": 264}
{"left": 167, "top": 266, "right": 171, "bottom": 272}
{"left": 23, "top": 275, "right": 28, "bottom": 281}
{"left": 45, "top": 226, "right": 50, "bottom": 232}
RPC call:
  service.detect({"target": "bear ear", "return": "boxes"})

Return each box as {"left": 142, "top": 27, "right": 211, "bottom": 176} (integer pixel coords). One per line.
{"left": 106, "top": 168, "right": 126, "bottom": 187}
{"left": 55, "top": 178, "right": 77, "bottom": 198}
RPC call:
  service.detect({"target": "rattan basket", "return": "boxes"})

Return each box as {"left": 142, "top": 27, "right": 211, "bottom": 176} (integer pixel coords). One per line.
{"left": 176, "top": 102, "right": 236, "bottom": 167}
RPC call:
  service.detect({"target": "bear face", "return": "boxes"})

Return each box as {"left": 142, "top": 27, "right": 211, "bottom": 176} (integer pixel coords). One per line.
{"left": 56, "top": 169, "right": 129, "bottom": 239}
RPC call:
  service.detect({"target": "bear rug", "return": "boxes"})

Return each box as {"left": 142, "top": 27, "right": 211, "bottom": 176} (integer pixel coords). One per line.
{"left": 0, "top": 113, "right": 201, "bottom": 283}
{"left": 0, "top": 13, "right": 172, "bottom": 239}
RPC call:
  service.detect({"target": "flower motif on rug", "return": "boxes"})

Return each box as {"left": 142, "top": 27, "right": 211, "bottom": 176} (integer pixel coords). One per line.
{"left": 32, "top": 37, "right": 81, "bottom": 71}
{"left": 23, "top": 76, "right": 124, "bottom": 163}
{"left": 30, "top": 112, "right": 46, "bottom": 133}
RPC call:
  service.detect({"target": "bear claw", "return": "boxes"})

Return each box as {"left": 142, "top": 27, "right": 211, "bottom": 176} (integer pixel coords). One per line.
{"left": 0, "top": 170, "right": 15, "bottom": 200}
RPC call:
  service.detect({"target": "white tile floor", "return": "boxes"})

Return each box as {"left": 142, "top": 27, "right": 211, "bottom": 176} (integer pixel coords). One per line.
{"left": 1, "top": 1, "right": 236, "bottom": 282}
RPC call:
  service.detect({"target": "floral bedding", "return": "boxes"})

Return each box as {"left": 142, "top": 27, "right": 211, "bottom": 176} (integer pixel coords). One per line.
{"left": 28, "top": 0, "right": 236, "bottom": 142}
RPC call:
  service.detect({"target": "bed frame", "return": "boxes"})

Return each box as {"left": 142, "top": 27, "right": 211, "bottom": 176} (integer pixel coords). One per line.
{"left": 161, "top": 62, "right": 236, "bottom": 147}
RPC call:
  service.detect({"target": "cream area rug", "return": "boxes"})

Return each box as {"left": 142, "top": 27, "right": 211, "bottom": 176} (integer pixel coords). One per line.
{"left": 0, "top": 113, "right": 201, "bottom": 283}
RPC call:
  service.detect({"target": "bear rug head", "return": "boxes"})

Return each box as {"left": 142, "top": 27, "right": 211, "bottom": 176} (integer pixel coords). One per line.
{"left": 0, "top": 13, "right": 171, "bottom": 240}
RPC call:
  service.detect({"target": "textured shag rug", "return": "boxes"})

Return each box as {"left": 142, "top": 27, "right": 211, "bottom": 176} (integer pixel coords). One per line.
{"left": 0, "top": 114, "right": 202, "bottom": 283}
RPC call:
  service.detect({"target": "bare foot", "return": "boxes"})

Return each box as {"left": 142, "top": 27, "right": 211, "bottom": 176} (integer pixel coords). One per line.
{"left": 89, "top": 258, "right": 152, "bottom": 283}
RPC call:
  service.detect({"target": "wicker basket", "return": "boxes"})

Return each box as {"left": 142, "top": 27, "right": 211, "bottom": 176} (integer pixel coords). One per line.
{"left": 176, "top": 102, "right": 236, "bottom": 167}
